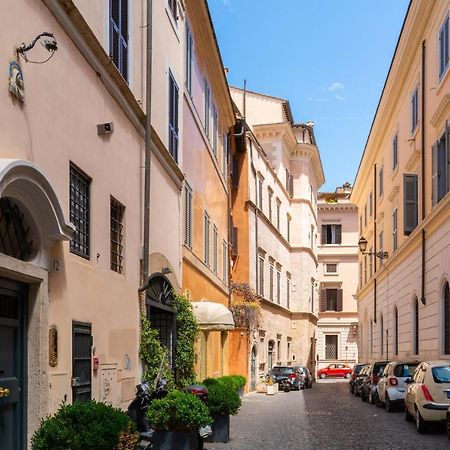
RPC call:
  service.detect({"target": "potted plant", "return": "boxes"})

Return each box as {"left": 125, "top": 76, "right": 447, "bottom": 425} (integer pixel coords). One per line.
{"left": 147, "top": 390, "right": 212, "bottom": 450}
{"left": 204, "top": 381, "right": 241, "bottom": 443}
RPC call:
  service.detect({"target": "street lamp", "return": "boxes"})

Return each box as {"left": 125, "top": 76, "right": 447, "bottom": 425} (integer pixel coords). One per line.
{"left": 358, "top": 236, "right": 388, "bottom": 259}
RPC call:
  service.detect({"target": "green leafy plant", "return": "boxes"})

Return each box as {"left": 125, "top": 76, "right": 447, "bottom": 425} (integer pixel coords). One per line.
{"left": 173, "top": 292, "right": 199, "bottom": 388}
{"left": 230, "top": 283, "right": 262, "bottom": 330}
{"left": 201, "top": 377, "right": 219, "bottom": 388}
{"left": 31, "top": 401, "right": 135, "bottom": 450}
{"left": 217, "top": 375, "right": 246, "bottom": 392}
{"left": 205, "top": 382, "right": 241, "bottom": 417}
{"left": 147, "top": 390, "right": 212, "bottom": 432}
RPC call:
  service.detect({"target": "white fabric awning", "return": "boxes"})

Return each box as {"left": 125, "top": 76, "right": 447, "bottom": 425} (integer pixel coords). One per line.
{"left": 192, "top": 301, "right": 235, "bottom": 331}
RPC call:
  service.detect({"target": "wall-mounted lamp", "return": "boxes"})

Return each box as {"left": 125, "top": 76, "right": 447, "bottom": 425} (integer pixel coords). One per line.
{"left": 17, "top": 32, "right": 58, "bottom": 64}
{"left": 161, "top": 267, "right": 172, "bottom": 274}
{"left": 358, "top": 236, "right": 388, "bottom": 259}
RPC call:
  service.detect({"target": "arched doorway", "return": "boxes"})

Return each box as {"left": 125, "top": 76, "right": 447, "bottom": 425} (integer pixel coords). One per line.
{"left": 250, "top": 344, "right": 257, "bottom": 390}
{"left": 146, "top": 273, "right": 176, "bottom": 369}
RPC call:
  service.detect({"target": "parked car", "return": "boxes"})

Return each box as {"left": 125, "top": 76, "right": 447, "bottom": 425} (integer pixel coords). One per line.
{"left": 349, "top": 363, "right": 366, "bottom": 394}
{"left": 317, "top": 363, "right": 352, "bottom": 379}
{"left": 405, "top": 361, "right": 450, "bottom": 433}
{"left": 377, "top": 361, "right": 419, "bottom": 412}
{"left": 298, "top": 366, "right": 313, "bottom": 389}
{"left": 270, "top": 366, "right": 303, "bottom": 390}
{"left": 353, "top": 364, "right": 369, "bottom": 397}
{"left": 360, "top": 361, "right": 388, "bottom": 404}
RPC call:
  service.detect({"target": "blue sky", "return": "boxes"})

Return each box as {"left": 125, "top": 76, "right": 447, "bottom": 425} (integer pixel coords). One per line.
{"left": 209, "top": 0, "right": 410, "bottom": 191}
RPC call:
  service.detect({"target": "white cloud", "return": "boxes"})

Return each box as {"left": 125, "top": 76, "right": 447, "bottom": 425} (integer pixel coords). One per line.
{"left": 335, "top": 94, "right": 347, "bottom": 101}
{"left": 307, "top": 97, "right": 327, "bottom": 103}
{"left": 327, "top": 82, "right": 344, "bottom": 92}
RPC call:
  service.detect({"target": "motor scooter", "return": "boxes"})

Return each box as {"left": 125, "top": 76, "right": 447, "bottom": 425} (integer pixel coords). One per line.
{"left": 186, "top": 384, "right": 212, "bottom": 450}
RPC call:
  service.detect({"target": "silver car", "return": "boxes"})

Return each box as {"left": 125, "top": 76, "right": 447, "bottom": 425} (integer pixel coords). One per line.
{"left": 377, "top": 361, "right": 419, "bottom": 412}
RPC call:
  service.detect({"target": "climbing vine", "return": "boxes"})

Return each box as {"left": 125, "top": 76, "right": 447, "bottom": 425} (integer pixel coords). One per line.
{"left": 230, "top": 282, "right": 262, "bottom": 331}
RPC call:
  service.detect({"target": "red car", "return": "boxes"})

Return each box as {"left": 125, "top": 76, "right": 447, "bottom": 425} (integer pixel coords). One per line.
{"left": 318, "top": 363, "right": 352, "bottom": 379}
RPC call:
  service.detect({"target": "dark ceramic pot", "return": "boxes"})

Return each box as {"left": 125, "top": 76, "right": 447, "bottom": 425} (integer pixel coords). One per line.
{"left": 205, "top": 414, "right": 230, "bottom": 443}
{"left": 152, "top": 430, "right": 198, "bottom": 450}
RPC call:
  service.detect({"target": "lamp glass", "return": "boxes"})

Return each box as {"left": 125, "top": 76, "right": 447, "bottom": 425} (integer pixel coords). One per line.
{"left": 358, "top": 236, "right": 368, "bottom": 253}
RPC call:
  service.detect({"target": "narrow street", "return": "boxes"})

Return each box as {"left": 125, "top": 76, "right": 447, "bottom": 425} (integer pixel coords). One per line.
{"left": 207, "top": 380, "right": 449, "bottom": 450}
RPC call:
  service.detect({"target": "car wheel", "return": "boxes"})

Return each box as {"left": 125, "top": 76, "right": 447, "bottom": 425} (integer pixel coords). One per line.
{"left": 405, "top": 405, "right": 413, "bottom": 422}
{"left": 345, "top": 373, "right": 351, "bottom": 379}
{"left": 319, "top": 373, "right": 326, "bottom": 379}
{"left": 385, "top": 395, "right": 393, "bottom": 412}
{"left": 415, "top": 407, "right": 428, "bottom": 433}
{"left": 369, "top": 390, "right": 377, "bottom": 405}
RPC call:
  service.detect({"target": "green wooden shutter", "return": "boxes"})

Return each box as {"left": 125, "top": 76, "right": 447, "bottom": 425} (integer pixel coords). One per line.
{"left": 403, "top": 174, "right": 418, "bottom": 236}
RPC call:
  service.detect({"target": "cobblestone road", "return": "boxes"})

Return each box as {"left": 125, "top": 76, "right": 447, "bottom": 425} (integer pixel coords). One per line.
{"left": 206, "top": 380, "right": 449, "bottom": 450}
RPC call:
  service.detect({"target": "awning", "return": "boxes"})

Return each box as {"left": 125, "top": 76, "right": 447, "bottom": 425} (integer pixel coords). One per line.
{"left": 192, "top": 301, "right": 235, "bottom": 331}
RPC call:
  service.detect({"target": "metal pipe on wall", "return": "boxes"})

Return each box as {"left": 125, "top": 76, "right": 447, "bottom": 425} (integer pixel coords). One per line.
{"left": 420, "top": 40, "right": 426, "bottom": 306}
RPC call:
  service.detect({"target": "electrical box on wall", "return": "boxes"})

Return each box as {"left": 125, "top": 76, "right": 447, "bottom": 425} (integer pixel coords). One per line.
{"left": 97, "top": 122, "right": 114, "bottom": 135}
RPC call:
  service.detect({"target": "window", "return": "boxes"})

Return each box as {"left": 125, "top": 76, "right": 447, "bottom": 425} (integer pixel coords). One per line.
{"left": 286, "top": 274, "right": 291, "bottom": 309}
{"left": 411, "top": 87, "right": 419, "bottom": 133}
{"left": 168, "top": 0, "right": 177, "bottom": 20}
{"left": 413, "top": 297, "right": 419, "bottom": 355}
{"left": 379, "top": 230, "right": 384, "bottom": 267}
{"left": 70, "top": 164, "right": 91, "bottom": 258}
{"left": 222, "top": 134, "right": 227, "bottom": 177}
{"left": 392, "top": 135, "right": 398, "bottom": 170}
{"left": 269, "top": 263, "right": 274, "bottom": 301}
{"left": 213, "top": 225, "right": 218, "bottom": 274}
{"left": 439, "top": 15, "right": 449, "bottom": 79}
{"left": 276, "top": 199, "right": 281, "bottom": 231}
{"left": 379, "top": 167, "right": 384, "bottom": 197}
{"left": 432, "top": 124, "right": 450, "bottom": 206}
{"left": 258, "top": 254, "right": 265, "bottom": 296}
{"left": 184, "top": 183, "right": 193, "bottom": 249}
{"left": 168, "top": 72, "right": 179, "bottom": 161}
{"left": 268, "top": 188, "right": 273, "bottom": 222}
{"left": 203, "top": 212, "right": 210, "bottom": 266}
{"left": 380, "top": 315, "right": 384, "bottom": 355}
{"left": 403, "top": 174, "right": 418, "bottom": 236}
{"left": 258, "top": 177, "right": 263, "bottom": 210}
{"left": 444, "top": 282, "right": 450, "bottom": 354}
{"left": 392, "top": 209, "right": 398, "bottom": 251}
{"left": 369, "top": 192, "right": 372, "bottom": 216}
{"left": 320, "top": 288, "right": 343, "bottom": 312}
{"left": 276, "top": 269, "right": 281, "bottom": 304}
{"left": 394, "top": 306, "right": 398, "bottom": 355}
{"left": 185, "top": 24, "right": 193, "bottom": 95}
{"left": 325, "top": 263, "right": 338, "bottom": 275}
{"left": 277, "top": 340, "right": 281, "bottom": 361}
{"left": 287, "top": 214, "right": 291, "bottom": 242}
{"left": 110, "top": 0, "right": 129, "bottom": 81}
{"left": 222, "top": 240, "right": 228, "bottom": 283}
{"left": 110, "top": 197, "right": 124, "bottom": 273}
{"left": 204, "top": 80, "right": 210, "bottom": 136}
{"left": 212, "top": 106, "right": 218, "bottom": 158}
{"left": 287, "top": 341, "right": 291, "bottom": 360}
{"left": 321, "top": 224, "right": 342, "bottom": 245}
{"left": 325, "top": 335, "right": 338, "bottom": 360}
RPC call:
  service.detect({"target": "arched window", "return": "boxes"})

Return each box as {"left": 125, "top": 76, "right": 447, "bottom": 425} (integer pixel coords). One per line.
{"left": 380, "top": 315, "right": 384, "bottom": 355}
{"left": 413, "top": 297, "right": 419, "bottom": 355}
{"left": 394, "top": 306, "right": 399, "bottom": 355}
{"left": 268, "top": 340, "right": 275, "bottom": 370}
{"left": 444, "top": 282, "right": 450, "bottom": 354}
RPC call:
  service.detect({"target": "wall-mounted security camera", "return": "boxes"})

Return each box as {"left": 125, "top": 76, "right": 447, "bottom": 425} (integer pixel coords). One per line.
{"left": 97, "top": 122, "right": 114, "bottom": 135}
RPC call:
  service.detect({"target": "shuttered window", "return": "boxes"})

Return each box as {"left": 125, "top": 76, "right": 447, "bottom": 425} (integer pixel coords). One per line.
{"left": 287, "top": 215, "right": 291, "bottom": 242}
{"left": 184, "top": 183, "right": 193, "bottom": 249}
{"left": 392, "top": 135, "right": 398, "bottom": 170}
{"left": 276, "top": 269, "right": 281, "bottom": 304}
{"left": 380, "top": 315, "right": 384, "bottom": 355}
{"left": 110, "top": 0, "right": 128, "bottom": 82}
{"left": 258, "top": 178, "right": 263, "bottom": 210}
{"left": 320, "top": 289, "right": 343, "bottom": 312}
{"left": 168, "top": 72, "right": 179, "bottom": 162}
{"left": 213, "top": 225, "right": 218, "bottom": 274}
{"left": 185, "top": 24, "right": 193, "bottom": 95}
{"left": 286, "top": 274, "right": 291, "bottom": 309}
{"left": 222, "top": 134, "right": 227, "bottom": 177}
{"left": 439, "top": 15, "right": 449, "bottom": 79}
{"left": 411, "top": 87, "right": 419, "bottom": 133}
{"left": 321, "top": 224, "right": 342, "bottom": 244}
{"left": 276, "top": 199, "right": 281, "bottom": 230}
{"left": 258, "top": 254, "right": 265, "bottom": 296}
{"left": 403, "top": 174, "right": 418, "bottom": 236}
{"left": 379, "top": 167, "right": 384, "bottom": 197}
{"left": 203, "top": 212, "right": 210, "bottom": 266}
{"left": 432, "top": 122, "right": 449, "bottom": 206}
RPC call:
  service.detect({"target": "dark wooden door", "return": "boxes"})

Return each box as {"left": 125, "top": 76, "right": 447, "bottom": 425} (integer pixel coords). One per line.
{"left": 0, "top": 279, "right": 27, "bottom": 450}
{"left": 72, "top": 322, "right": 92, "bottom": 402}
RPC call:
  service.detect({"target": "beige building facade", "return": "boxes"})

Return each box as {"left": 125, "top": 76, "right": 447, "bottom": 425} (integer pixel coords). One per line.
{"left": 317, "top": 184, "right": 359, "bottom": 369}
{"left": 352, "top": 0, "right": 450, "bottom": 364}
{"left": 230, "top": 87, "right": 325, "bottom": 389}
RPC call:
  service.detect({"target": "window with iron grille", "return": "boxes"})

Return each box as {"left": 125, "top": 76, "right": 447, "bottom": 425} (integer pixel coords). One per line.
{"left": 110, "top": 0, "right": 129, "bottom": 82}
{"left": 70, "top": 164, "right": 91, "bottom": 258}
{"left": 213, "top": 225, "right": 218, "bottom": 274}
{"left": 110, "top": 197, "right": 124, "bottom": 274}
{"left": 204, "top": 212, "right": 210, "bottom": 266}
{"left": 168, "top": 71, "right": 179, "bottom": 162}
{"left": 184, "top": 182, "right": 193, "bottom": 249}
{"left": 325, "top": 263, "right": 338, "bottom": 275}
{"left": 168, "top": 0, "right": 177, "bottom": 20}
{"left": 325, "top": 335, "right": 338, "bottom": 360}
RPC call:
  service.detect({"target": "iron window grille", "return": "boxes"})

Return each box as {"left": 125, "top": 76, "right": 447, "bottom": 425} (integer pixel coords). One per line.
{"left": 70, "top": 164, "right": 91, "bottom": 258}
{"left": 110, "top": 0, "right": 128, "bottom": 82}
{"left": 325, "top": 335, "right": 338, "bottom": 360}
{"left": 110, "top": 197, "right": 125, "bottom": 274}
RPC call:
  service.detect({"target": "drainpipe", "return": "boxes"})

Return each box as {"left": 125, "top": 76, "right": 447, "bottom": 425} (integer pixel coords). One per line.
{"left": 139, "top": 0, "right": 153, "bottom": 301}
{"left": 373, "top": 164, "right": 377, "bottom": 324}
{"left": 420, "top": 40, "right": 426, "bottom": 305}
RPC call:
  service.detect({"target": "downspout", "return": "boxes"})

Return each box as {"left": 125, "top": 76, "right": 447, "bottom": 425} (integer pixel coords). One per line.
{"left": 373, "top": 164, "right": 377, "bottom": 324}
{"left": 139, "top": 0, "right": 153, "bottom": 302}
{"left": 420, "top": 40, "right": 426, "bottom": 305}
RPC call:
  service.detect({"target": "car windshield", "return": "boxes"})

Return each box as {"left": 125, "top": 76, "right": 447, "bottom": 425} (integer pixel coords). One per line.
{"left": 373, "top": 363, "right": 387, "bottom": 375}
{"left": 271, "top": 367, "right": 293, "bottom": 375}
{"left": 354, "top": 364, "right": 364, "bottom": 374}
{"left": 432, "top": 366, "right": 450, "bottom": 384}
{"left": 394, "top": 363, "right": 418, "bottom": 378}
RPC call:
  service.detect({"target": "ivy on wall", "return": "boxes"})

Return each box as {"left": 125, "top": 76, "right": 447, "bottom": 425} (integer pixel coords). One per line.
{"left": 230, "top": 282, "right": 262, "bottom": 331}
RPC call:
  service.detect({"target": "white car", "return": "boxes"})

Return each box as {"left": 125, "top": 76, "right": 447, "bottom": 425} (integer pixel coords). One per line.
{"left": 404, "top": 361, "right": 450, "bottom": 433}
{"left": 377, "top": 361, "right": 419, "bottom": 412}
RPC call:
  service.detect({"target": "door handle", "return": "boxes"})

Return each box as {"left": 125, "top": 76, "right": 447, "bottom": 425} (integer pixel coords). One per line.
{"left": 0, "top": 387, "right": 10, "bottom": 398}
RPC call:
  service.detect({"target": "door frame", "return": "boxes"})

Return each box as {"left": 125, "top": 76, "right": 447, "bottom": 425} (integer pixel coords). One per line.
{"left": 0, "top": 277, "right": 28, "bottom": 449}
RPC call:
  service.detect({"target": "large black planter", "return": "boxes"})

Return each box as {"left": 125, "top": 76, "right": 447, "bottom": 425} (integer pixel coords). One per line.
{"left": 152, "top": 430, "right": 198, "bottom": 450}
{"left": 205, "top": 414, "right": 230, "bottom": 443}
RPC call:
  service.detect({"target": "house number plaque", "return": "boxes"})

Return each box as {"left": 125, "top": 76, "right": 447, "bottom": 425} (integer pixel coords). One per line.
{"left": 49, "top": 326, "right": 58, "bottom": 367}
